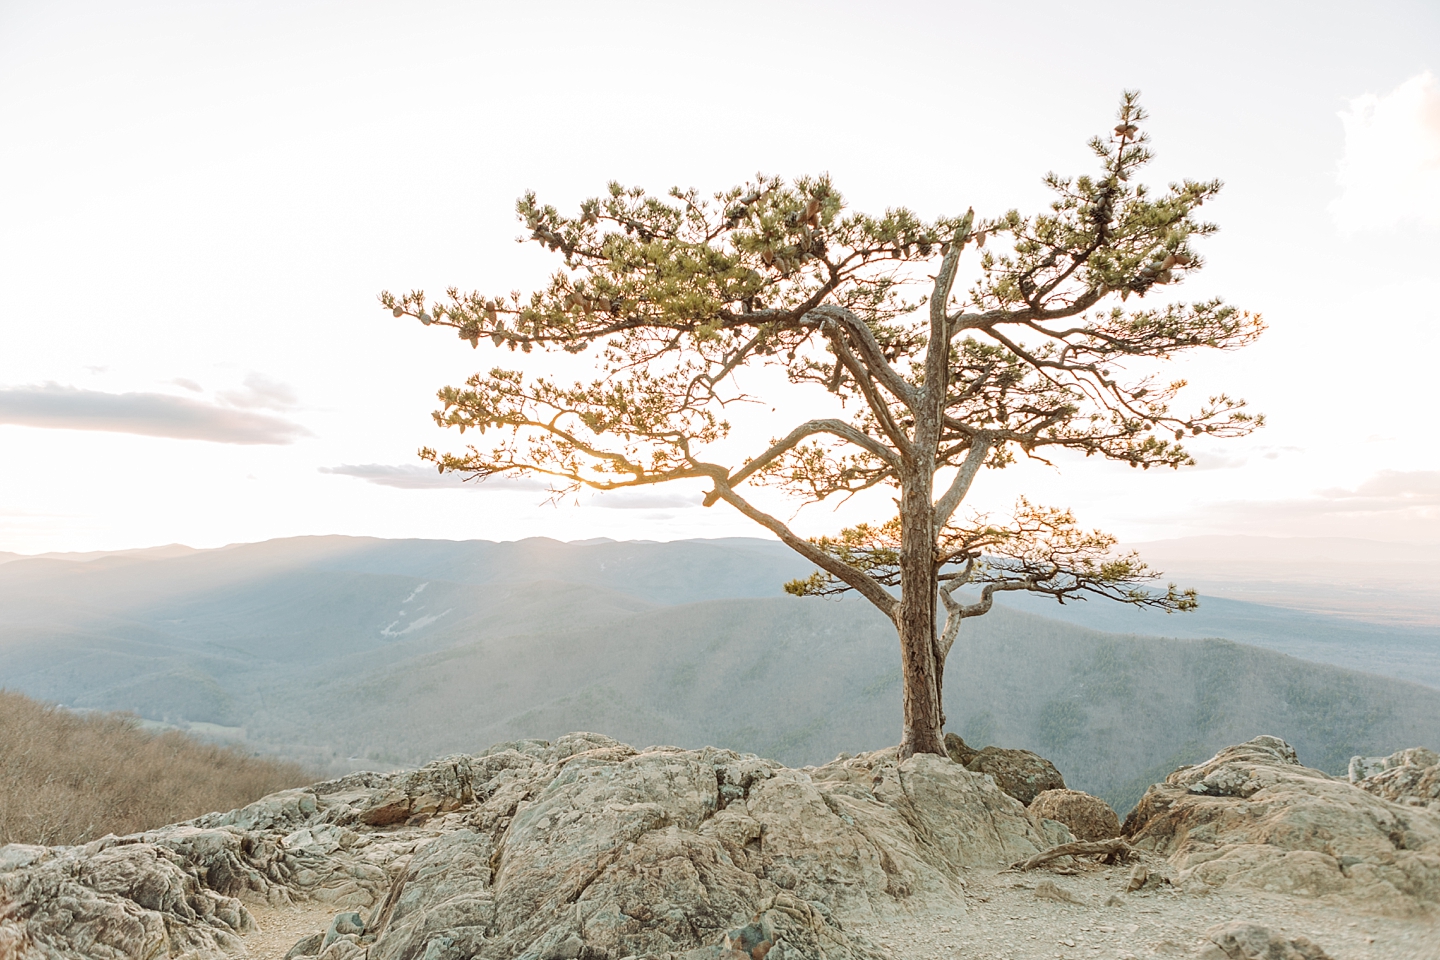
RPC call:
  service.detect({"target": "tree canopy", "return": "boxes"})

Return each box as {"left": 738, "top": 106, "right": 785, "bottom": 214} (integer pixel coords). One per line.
{"left": 383, "top": 92, "right": 1263, "bottom": 756}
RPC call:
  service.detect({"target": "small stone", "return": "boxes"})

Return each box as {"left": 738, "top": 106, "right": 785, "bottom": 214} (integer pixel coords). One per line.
{"left": 1033, "top": 879, "right": 1082, "bottom": 904}
{"left": 1124, "top": 864, "right": 1149, "bottom": 892}
{"left": 1103, "top": 894, "right": 1125, "bottom": 907}
{"left": 1204, "top": 921, "right": 1334, "bottom": 960}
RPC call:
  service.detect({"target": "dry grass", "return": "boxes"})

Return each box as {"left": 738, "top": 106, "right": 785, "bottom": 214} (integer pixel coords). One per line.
{"left": 0, "top": 689, "right": 315, "bottom": 846}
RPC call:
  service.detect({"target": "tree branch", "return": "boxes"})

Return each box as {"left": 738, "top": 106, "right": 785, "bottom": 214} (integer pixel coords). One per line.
{"left": 822, "top": 328, "right": 913, "bottom": 455}
{"left": 707, "top": 480, "right": 899, "bottom": 619}
{"left": 809, "top": 304, "right": 919, "bottom": 409}
{"left": 924, "top": 211, "right": 974, "bottom": 423}
{"left": 932, "top": 438, "right": 992, "bottom": 528}
{"left": 727, "top": 419, "right": 899, "bottom": 488}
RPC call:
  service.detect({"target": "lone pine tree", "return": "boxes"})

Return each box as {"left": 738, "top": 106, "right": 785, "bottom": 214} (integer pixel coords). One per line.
{"left": 383, "top": 93, "right": 1263, "bottom": 758}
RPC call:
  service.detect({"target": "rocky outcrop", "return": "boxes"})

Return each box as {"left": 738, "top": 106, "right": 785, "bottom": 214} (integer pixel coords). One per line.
{"left": 1349, "top": 747, "right": 1437, "bottom": 783}
{"left": 1124, "top": 735, "right": 1440, "bottom": 915}
{"left": 16, "top": 731, "right": 1424, "bottom": 957}
{"left": 1028, "top": 789, "right": 1121, "bottom": 841}
{"left": 1351, "top": 747, "right": 1440, "bottom": 808}
{"left": 0, "top": 733, "right": 1064, "bottom": 959}
{"left": 0, "top": 840, "right": 254, "bottom": 959}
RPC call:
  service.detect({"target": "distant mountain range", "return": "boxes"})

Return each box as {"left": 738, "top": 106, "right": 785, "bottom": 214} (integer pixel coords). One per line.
{"left": 1120, "top": 534, "right": 1440, "bottom": 628}
{"left": 1, "top": 534, "right": 1437, "bottom": 814}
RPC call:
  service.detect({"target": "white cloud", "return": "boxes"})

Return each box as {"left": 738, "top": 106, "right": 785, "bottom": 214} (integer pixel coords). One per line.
{"left": 1331, "top": 71, "right": 1440, "bottom": 231}
{"left": 0, "top": 383, "right": 311, "bottom": 445}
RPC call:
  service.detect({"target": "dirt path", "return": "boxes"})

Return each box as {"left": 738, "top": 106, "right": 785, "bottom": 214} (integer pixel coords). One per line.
{"left": 242, "top": 901, "right": 341, "bottom": 960}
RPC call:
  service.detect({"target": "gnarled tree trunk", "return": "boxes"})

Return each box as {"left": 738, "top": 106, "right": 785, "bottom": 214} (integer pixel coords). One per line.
{"left": 897, "top": 474, "right": 944, "bottom": 758}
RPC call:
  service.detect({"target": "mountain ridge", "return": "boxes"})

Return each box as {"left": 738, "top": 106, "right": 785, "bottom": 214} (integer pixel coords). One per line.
{"left": 3, "top": 535, "right": 1438, "bottom": 816}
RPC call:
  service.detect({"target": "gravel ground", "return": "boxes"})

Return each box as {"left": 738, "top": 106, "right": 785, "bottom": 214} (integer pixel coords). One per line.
{"left": 851, "top": 858, "right": 1440, "bottom": 960}
{"left": 239, "top": 855, "right": 1440, "bottom": 960}
{"left": 243, "top": 901, "right": 341, "bottom": 960}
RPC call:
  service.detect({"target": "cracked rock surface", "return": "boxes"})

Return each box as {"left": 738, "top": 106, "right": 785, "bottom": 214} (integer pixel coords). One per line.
{"left": 0, "top": 733, "right": 1061, "bottom": 959}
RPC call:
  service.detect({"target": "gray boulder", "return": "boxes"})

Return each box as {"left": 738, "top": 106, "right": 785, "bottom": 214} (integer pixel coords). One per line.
{"left": 963, "top": 746, "right": 1066, "bottom": 805}
{"left": 944, "top": 733, "right": 1068, "bottom": 805}
{"left": 0, "top": 838, "right": 252, "bottom": 960}
{"left": 285, "top": 932, "right": 325, "bottom": 958}
{"left": 1028, "top": 788, "right": 1121, "bottom": 840}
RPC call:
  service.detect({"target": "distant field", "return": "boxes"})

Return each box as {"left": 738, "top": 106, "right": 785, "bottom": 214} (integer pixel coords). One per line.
{"left": 0, "top": 689, "right": 313, "bottom": 845}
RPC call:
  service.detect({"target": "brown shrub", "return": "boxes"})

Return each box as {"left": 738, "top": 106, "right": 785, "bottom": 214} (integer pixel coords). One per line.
{"left": 0, "top": 689, "right": 314, "bottom": 846}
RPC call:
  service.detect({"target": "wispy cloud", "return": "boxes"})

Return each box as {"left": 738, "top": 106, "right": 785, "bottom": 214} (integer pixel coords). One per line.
{"left": 0, "top": 383, "right": 310, "bottom": 444}
{"left": 219, "top": 372, "right": 299, "bottom": 411}
{"left": 319, "top": 464, "right": 700, "bottom": 508}
{"left": 1331, "top": 71, "right": 1440, "bottom": 231}
{"left": 320, "top": 463, "right": 549, "bottom": 491}
{"left": 1188, "top": 445, "right": 1302, "bottom": 471}
{"left": 1196, "top": 470, "right": 1440, "bottom": 541}
{"left": 169, "top": 378, "right": 203, "bottom": 392}
{"left": 590, "top": 489, "right": 701, "bottom": 510}
{"left": 1312, "top": 470, "right": 1440, "bottom": 511}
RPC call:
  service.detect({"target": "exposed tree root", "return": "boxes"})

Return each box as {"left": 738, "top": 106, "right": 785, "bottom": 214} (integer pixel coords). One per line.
{"left": 1008, "top": 838, "right": 1136, "bottom": 871}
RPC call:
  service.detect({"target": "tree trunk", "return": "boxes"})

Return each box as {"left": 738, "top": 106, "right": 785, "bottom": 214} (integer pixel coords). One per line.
{"left": 896, "top": 477, "right": 944, "bottom": 759}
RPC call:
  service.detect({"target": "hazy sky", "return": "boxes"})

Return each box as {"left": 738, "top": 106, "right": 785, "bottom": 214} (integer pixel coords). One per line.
{"left": 2, "top": 1, "right": 1439, "bottom": 553}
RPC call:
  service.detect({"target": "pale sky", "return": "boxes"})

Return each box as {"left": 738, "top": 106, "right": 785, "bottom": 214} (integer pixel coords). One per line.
{"left": 2, "top": 1, "right": 1439, "bottom": 554}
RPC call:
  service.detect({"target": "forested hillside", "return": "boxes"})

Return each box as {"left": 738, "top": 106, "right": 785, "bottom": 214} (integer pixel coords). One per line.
{"left": 2, "top": 536, "right": 1437, "bottom": 813}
